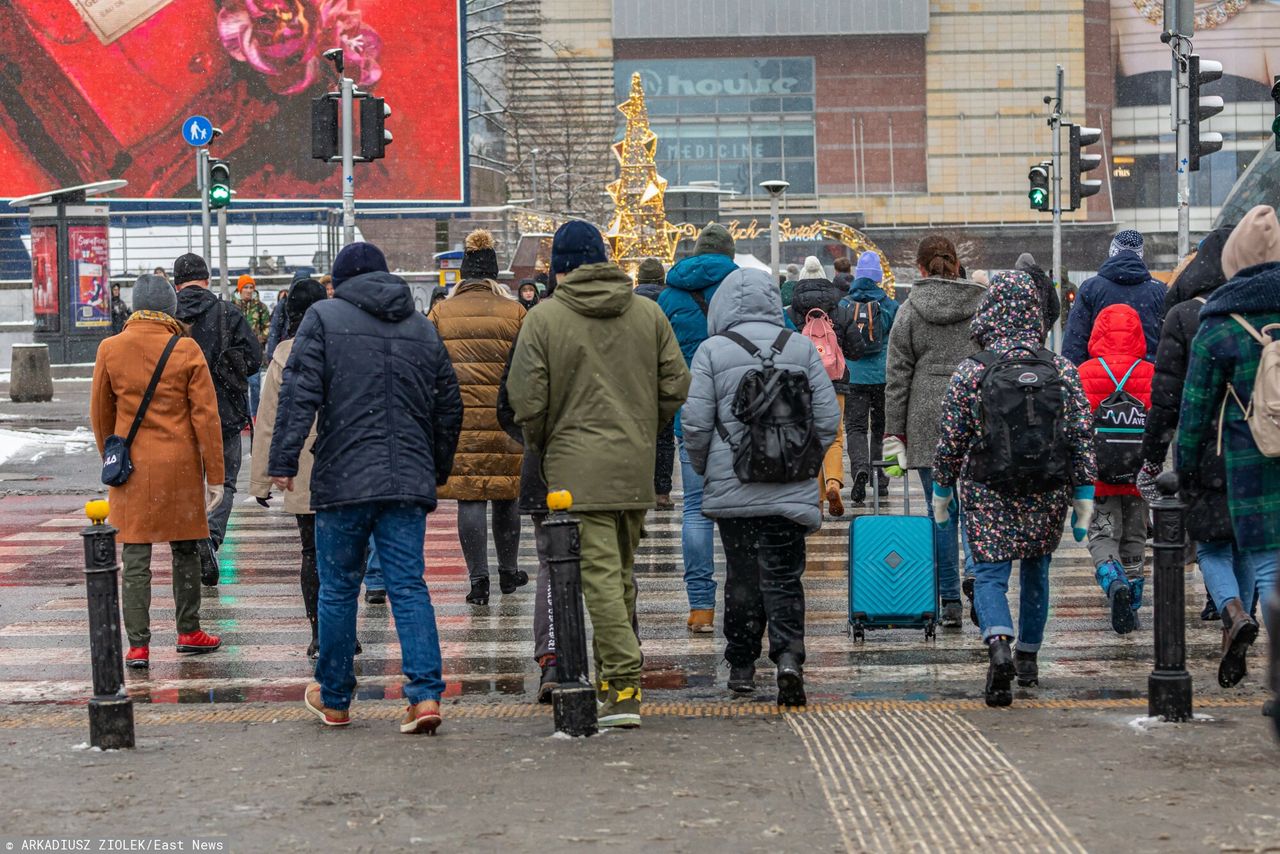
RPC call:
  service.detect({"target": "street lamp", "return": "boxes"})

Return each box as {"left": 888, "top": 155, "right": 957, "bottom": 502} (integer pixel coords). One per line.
{"left": 759, "top": 180, "right": 789, "bottom": 279}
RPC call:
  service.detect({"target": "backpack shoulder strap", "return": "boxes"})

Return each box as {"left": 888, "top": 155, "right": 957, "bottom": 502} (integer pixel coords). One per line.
{"left": 769, "top": 330, "right": 792, "bottom": 355}
{"left": 690, "top": 289, "right": 710, "bottom": 316}
{"left": 972, "top": 350, "right": 998, "bottom": 368}
{"left": 1193, "top": 296, "right": 1208, "bottom": 305}
{"left": 1230, "top": 313, "right": 1268, "bottom": 346}
{"left": 126, "top": 335, "right": 180, "bottom": 447}
{"left": 1116, "top": 359, "right": 1141, "bottom": 391}
{"left": 720, "top": 330, "right": 761, "bottom": 358}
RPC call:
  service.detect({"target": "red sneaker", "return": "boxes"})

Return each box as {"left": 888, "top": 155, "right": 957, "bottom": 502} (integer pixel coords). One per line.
{"left": 125, "top": 646, "right": 149, "bottom": 668}
{"left": 176, "top": 630, "right": 222, "bottom": 654}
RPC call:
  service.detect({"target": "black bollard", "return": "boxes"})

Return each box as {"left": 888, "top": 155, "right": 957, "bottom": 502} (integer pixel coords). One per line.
{"left": 1148, "top": 472, "right": 1193, "bottom": 722}
{"left": 542, "top": 490, "right": 597, "bottom": 737}
{"left": 82, "top": 500, "right": 135, "bottom": 749}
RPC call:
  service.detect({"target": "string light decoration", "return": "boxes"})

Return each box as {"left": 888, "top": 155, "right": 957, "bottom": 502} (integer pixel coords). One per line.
{"left": 605, "top": 73, "right": 680, "bottom": 276}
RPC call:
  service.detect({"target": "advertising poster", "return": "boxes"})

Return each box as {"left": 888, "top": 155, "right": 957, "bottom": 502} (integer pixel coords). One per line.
{"left": 30, "top": 224, "right": 58, "bottom": 321}
{"left": 0, "top": 0, "right": 466, "bottom": 203}
{"left": 69, "top": 225, "right": 110, "bottom": 329}
{"left": 1113, "top": 0, "right": 1280, "bottom": 106}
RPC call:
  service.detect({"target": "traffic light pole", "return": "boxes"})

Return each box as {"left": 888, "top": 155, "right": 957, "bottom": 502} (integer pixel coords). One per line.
{"left": 340, "top": 75, "right": 357, "bottom": 247}
{"left": 217, "top": 207, "right": 229, "bottom": 299}
{"left": 197, "top": 147, "right": 212, "bottom": 265}
{"left": 1051, "top": 65, "right": 1064, "bottom": 349}
{"left": 1173, "top": 37, "right": 1192, "bottom": 259}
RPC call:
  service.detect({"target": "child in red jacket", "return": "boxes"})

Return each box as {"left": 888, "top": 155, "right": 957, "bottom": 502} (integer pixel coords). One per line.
{"left": 1079, "top": 304, "right": 1156, "bottom": 635}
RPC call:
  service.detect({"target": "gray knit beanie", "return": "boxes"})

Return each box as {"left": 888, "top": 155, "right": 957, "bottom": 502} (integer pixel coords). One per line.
{"left": 131, "top": 274, "right": 176, "bottom": 316}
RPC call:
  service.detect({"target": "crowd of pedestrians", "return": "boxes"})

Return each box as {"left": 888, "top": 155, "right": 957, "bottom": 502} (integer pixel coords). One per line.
{"left": 89, "top": 204, "right": 1280, "bottom": 731}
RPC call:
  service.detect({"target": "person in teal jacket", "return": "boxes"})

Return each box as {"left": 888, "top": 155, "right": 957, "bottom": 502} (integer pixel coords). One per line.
{"left": 841, "top": 251, "right": 899, "bottom": 505}
{"left": 659, "top": 224, "right": 738, "bottom": 633}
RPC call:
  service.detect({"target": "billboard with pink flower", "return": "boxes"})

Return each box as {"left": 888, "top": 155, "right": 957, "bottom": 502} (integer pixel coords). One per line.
{"left": 0, "top": 0, "right": 466, "bottom": 204}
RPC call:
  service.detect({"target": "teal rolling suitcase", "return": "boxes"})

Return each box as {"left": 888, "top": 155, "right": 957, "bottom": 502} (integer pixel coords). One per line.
{"left": 848, "top": 466, "right": 938, "bottom": 641}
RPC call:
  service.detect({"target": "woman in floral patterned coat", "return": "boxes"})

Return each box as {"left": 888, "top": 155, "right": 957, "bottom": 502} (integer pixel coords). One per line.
{"left": 932, "top": 271, "right": 1097, "bottom": 707}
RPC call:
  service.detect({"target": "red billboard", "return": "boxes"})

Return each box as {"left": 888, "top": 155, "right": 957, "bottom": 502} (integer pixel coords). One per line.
{"left": 0, "top": 0, "right": 466, "bottom": 203}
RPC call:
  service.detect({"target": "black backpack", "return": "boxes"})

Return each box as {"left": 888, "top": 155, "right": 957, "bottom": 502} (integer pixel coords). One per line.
{"left": 1092, "top": 358, "right": 1147, "bottom": 484}
{"left": 714, "top": 330, "right": 824, "bottom": 484}
{"left": 843, "top": 298, "right": 884, "bottom": 355}
{"left": 968, "top": 346, "right": 1072, "bottom": 495}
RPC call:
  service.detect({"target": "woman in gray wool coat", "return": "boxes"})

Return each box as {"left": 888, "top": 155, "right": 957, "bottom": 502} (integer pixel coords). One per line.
{"left": 883, "top": 235, "right": 987, "bottom": 628}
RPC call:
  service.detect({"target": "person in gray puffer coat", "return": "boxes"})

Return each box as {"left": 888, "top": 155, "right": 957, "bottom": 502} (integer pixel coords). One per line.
{"left": 883, "top": 235, "right": 987, "bottom": 625}
{"left": 682, "top": 267, "right": 841, "bottom": 707}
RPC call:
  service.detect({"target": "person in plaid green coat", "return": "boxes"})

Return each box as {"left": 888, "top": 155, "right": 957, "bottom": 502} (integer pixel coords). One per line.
{"left": 1177, "top": 206, "right": 1280, "bottom": 654}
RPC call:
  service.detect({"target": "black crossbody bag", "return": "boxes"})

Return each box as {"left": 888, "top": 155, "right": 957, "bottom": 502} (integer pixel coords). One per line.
{"left": 101, "top": 335, "right": 180, "bottom": 486}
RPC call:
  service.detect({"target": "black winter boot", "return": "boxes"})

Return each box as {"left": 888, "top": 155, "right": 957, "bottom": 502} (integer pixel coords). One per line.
{"left": 1014, "top": 650, "right": 1039, "bottom": 687}
{"left": 466, "top": 577, "right": 490, "bottom": 605}
{"left": 727, "top": 662, "right": 756, "bottom": 695}
{"left": 985, "top": 637, "right": 1015, "bottom": 707}
{"left": 499, "top": 569, "right": 529, "bottom": 594}
{"left": 776, "top": 653, "right": 806, "bottom": 707}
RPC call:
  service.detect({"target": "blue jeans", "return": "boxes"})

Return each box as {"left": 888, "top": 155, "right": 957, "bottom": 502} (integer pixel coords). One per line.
{"left": 315, "top": 501, "right": 443, "bottom": 709}
{"left": 364, "top": 537, "right": 385, "bottom": 592}
{"left": 917, "top": 469, "right": 973, "bottom": 602}
{"left": 1255, "top": 550, "right": 1279, "bottom": 635}
{"left": 248, "top": 371, "right": 261, "bottom": 418}
{"left": 1198, "top": 541, "right": 1272, "bottom": 621}
{"left": 678, "top": 440, "right": 716, "bottom": 610}
{"left": 973, "top": 554, "right": 1052, "bottom": 652}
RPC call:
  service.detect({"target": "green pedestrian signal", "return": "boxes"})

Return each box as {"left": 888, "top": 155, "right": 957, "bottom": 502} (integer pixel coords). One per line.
{"left": 208, "top": 160, "right": 232, "bottom": 210}
{"left": 1027, "top": 162, "right": 1050, "bottom": 212}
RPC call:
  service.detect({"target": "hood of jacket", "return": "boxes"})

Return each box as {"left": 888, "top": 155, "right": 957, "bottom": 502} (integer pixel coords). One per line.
{"left": 907, "top": 277, "right": 986, "bottom": 325}
{"left": 971, "top": 271, "right": 1044, "bottom": 350}
{"left": 174, "top": 284, "right": 220, "bottom": 322}
{"left": 634, "top": 282, "right": 663, "bottom": 302}
{"left": 789, "top": 277, "right": 842, "bottom": 317}
{"left": 1096, "top": 251, "right": 1152, "bottom": 287}
{"left": 1167, "top": 226, "right": 1233, "bottom": 309}
{"left": 1201, "top": 261, "right": 1280, "bottom": 318}
{"left": 708, "top": 268, "right": 784, "bottom": 336}
{"left": 335, "top": 270, "right": 416, "bottom": 322}
{"left": 552, "top": 262, "right": 635, "bottom": 319}
{"left": 1088, "top": 303, "right": 1147, "bottom": 362}
{"left": 847, "top": 276, "right": 887, "bottom": 302}
{"left": 666, "top": 253, "right": 737, "bottom": 293}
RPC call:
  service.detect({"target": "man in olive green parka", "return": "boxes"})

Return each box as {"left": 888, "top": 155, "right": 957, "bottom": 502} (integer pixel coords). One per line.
{"left": 508, "top": 221, "right": 689, "bottom": 729}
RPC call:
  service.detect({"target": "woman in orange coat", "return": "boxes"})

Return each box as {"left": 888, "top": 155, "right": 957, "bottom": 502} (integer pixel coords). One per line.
{"left": 428, "top": 230, "right": 526, "bottom": 605}
{"left": 90, "top": 275, "right": 226, "bottom": 669}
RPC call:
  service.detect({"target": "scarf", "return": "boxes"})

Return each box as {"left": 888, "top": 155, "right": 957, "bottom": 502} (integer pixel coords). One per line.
{"left": 125, "top": 311, "right": 186, "bottom": 336}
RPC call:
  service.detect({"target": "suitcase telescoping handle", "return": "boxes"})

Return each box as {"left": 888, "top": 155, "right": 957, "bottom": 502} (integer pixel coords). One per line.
{"left": 871, "top": 460, "right": 911, "bottom": 516}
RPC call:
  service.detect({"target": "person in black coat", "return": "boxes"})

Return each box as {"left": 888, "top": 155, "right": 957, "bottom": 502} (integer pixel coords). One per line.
{"left": 172, "top": 253, "right": 263, "bottom": 585}
{"left": 1137, "top": 225, "right": 1234, "bottom": 622}
{"left": 1014, "top": 253, "right": 1062, "bottom": 339}
{"left": 785, "top": 256, "right": 866, "bottom": 516}
{"left": 269, "top": 242, "right": 463, "bottom": 732}
{"left": 634, "top": 257, "right": 675, "bottom": 508}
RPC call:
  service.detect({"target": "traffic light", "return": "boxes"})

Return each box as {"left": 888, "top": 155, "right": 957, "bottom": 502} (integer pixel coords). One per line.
{"left": 1027, "top": 161, "right": 1050, "bottom": 211}
{"left": 311, "top": 96, "right": 339, "bottom": 161}
{"left": 1271, "top": 76, "right": 1280, "bottom": 152}
{"left": 1188, "top": 54, "right": 1224, "bottom": 171}
{"left": 208, "top": 159, "right": 231, "bottom": 209}
{"left": 1068, "top": 123, "right": 1103, "bottom": 211}
{"left": 360, "top": 96, "right": 392, "bottom": 160}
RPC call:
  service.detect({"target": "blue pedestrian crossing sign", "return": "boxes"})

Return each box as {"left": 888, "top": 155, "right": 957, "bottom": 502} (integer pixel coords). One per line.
{"left": 182, "top": 115, "right": 214, "bottom": 146}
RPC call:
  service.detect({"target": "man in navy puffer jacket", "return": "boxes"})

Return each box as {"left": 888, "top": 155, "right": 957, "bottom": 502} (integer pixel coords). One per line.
{"left": 270, "top": 241, "right": 463, "bottom": 733}
{"left": 1062, "top": 229, "right": 1167, "bottom": 365}
{"left": 659, "top": 224, "right": 738, "bottom": 634}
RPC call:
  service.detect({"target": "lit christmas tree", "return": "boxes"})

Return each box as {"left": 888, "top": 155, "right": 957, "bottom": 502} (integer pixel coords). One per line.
{"left": 605, "top": 73, "right": 680, "bottom": 277}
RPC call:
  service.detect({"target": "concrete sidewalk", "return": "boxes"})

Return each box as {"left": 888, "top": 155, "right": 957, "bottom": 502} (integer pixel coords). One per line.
{"left": 1, "top": 700, "right": 1276, "bottom": 852}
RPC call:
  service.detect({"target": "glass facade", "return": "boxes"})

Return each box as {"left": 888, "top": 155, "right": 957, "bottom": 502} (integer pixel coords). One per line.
{"left": 1110, "top": 146, "right": 1258, "bottom": 210}
{"left": 614, "top": 58, "right": 817, "bottom": 197}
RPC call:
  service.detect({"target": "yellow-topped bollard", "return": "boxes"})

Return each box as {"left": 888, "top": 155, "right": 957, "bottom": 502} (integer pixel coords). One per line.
{"left": 85, "top": 499, "right": 110, "bottom": 525}
{"left": 542, "top": 488, "right": 594, "bottom": 736}
{"left": 546, "top": 490, "right": 573, "bottom": 513}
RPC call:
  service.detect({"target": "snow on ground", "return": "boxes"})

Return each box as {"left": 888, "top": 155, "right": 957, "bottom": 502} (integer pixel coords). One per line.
{"left": 0, "top": 426, "right": 96, "bottom": 466}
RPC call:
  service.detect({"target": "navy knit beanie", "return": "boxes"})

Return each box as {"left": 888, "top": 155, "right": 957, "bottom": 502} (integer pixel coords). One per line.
{"left": 551, "top": 221, "right": 609, "bottom": 275}
{"left": 331, "top": 242, "right": 388, "bottom": 287}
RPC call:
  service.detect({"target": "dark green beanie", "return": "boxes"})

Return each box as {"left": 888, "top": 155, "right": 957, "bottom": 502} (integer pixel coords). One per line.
{"left": 694, "top": 224, "right": 734, "bottom": 258}
{"left": 636, "top": 258, "right": 666, "bottom": 284}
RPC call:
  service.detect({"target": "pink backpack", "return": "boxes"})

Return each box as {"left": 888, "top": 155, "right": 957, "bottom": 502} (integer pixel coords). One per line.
{"left": 802, "top": 309, "right": 844, "bottom": 380}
